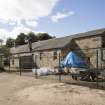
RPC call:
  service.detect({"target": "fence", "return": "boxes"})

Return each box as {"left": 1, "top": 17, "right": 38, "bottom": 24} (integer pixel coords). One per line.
{"left": 6, "top": 48, "right": 105, "bottom": 89}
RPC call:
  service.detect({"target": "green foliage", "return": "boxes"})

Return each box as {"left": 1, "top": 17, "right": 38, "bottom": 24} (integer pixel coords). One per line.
{"left": 1, "top": 45, "right": 10, "bottom": 57}
{"left": 0, "top": 46, "right": 8, "bottom": 71}
{"left": 36, "top": 33, "right": 53, "bottom": 41}
{"left": 0, "top": 46, "right": 10, "bottom": 70}
{"left": 0, "top": 62, "right": 4, "bottom": 71}
{"left": 15, "top": 33, "right": 27, "bottom": 46}
{"left": 6, "top": 38, "right": 15, "bottom": 48}
{"left": 27, "top": 32, "right": 37, "bottom": 43}
{"left": 6, "top": 32, "right": 54, "bottom": 47}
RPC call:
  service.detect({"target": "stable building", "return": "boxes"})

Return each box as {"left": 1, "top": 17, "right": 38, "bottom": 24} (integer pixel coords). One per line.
{"left": 10, "top": 28, "right": 105, "bottom": 71}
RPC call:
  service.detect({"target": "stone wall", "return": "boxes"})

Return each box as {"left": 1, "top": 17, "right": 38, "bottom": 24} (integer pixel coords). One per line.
{"left": 10, "top": 53, "right": 34, "bottom": 71}
{"left": 74, "top": 35, "right": 102, "bottom": 49}
{"left": 100, "top": 49, "right": 105, "bottom": 69}
{"left": 9, "top": 35, "right": 103, "bottom": 71}
{"left": 73, "top": 36, "right": 102, "bottom": 68}
{"left": 10, "top": 56, "right": 19, "bottom": 71}
{"left": 33, "top": 50, "right": 61, "bottom": 69}
{"left": 61, "top": 42, "right": 73, "bottom": 59}
{"left": 33, "top": 36, "right": 102, "bottom": 69}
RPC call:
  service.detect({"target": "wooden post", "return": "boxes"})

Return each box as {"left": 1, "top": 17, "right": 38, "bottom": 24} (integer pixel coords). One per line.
{"left": 96, "top": 49, "right": 99, "bottom": 88}
{"left": 19, "top": 57, "right": 22, "bottom": 76}
{"left": 9, "top": 56, "right": 11, "bottom": 72}
{"left": 58, "top": 53, "right": 61, "bottom": 82}
{"left": 100, "top": 48, "right": 104, "bottom": 88}
{"left": 34, "top": 54, "right": 38, "bottom": 79}
{"left": 35, "top": 69, "right": 38, "bottom": 79}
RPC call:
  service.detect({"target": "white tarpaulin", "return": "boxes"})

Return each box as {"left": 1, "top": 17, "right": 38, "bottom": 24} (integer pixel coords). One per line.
{"left": 32, "top": 67, "right": 53, "bottom": 76}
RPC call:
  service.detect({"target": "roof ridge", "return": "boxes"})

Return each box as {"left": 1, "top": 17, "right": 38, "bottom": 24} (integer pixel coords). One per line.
{"left": 10, "top": 28, "right": 105, "bottom": 54}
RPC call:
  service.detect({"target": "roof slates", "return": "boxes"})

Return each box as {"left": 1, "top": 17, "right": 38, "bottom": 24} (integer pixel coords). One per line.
{"left": 10, "top": 28, "right": 105, "bottom": 54}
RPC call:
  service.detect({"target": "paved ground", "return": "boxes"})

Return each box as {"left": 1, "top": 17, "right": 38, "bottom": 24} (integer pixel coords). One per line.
{"left": 0, "top": 72, "right": 105, "bottom": 105}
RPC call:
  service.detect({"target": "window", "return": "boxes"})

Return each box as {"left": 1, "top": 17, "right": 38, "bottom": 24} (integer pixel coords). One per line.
{"left": 12, "top": 59, "right": 14, "bottom": 65}
{"left": 53, "top": 51, "right": 57, "bottom": 60}
{"left": 102, "top": 35, "right": 105, "bottom": 48}
{"left": 40, "top": 52, "right": 43, "bottom": 60}
{"left": 86, "top": 57, "right": 90, "bottom": 64}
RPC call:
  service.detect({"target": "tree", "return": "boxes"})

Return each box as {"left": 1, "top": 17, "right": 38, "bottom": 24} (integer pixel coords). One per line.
{"left": 36, "top": 33, "right": 53, "bottom": 41}
{"left": 6, "top": 32, "right": 54, "bottom": 47}
{"left": 15, "top": 33, "right": 27, "bottom": 45}
{"left": 0, "top": 45, "right": 10, "bottom": 68}
{"left": 1, "top": 45, "right": 10, "bottom": 57}
{"left": 6, "top": 38, "right": 15, "bottom": 48}
{"left": 27, "top": 32, "right": 37, "bottom": 43}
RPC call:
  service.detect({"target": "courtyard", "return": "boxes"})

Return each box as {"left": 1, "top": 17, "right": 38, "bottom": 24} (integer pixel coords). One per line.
{"left": 0, "top": 72, "right": 105, "bottom": 105}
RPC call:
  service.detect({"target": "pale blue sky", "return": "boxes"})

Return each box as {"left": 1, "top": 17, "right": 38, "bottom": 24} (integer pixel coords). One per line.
{"left": 38, "top": 0, "right": 105, "bottom": 37}
{"left": 0, "top": 0, "right": 105, "bottom": 40}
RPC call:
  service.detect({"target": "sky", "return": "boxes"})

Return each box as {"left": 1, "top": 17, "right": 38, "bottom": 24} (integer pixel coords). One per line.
{"left": 0, "top": 0, "right": 105, "bottom": 41}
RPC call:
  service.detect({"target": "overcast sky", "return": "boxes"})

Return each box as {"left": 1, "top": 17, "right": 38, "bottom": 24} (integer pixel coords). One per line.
{"left": 0, "top": 0, "right": 105, "bottom": 41}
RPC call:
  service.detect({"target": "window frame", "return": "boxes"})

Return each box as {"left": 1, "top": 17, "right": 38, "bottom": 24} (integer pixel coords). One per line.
{"left": 40, "top": 52, "right": 43, "bottom": 60}
{"left": 12, "top": 59, "right": 14, "bottom": 65}
{"left": 53, "top": 51, "right": 57, "bottom": 60}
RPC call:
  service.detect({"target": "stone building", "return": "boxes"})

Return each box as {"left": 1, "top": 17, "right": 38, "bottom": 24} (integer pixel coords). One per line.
{"left": 10, "top": 28, "right": 105, "bottom": 71}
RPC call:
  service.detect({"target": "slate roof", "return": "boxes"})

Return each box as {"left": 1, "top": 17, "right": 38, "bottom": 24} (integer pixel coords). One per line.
{"left": 10, "top": 28, "right": 105, "bottom": 54}
{"left": 69, "top": 28, "right": 105, "bottom": 39}
{"left": 32, "top": 36, "right": 72, "bottom": 51}
{"left": 10, "top": 44, "right": 30, "bottom": 54}
{"left": 10, "top": 36, "right": 72, "bottom": 54}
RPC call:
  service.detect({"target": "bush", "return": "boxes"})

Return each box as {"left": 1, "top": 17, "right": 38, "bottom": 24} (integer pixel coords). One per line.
{"left": 0, "top": 63, "right": 5, "bottom": 72}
